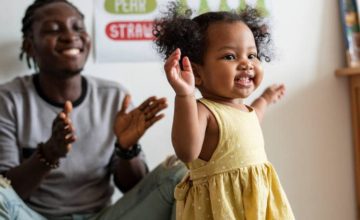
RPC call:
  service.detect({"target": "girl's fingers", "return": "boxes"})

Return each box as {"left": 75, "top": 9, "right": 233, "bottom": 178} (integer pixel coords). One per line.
{"left": 165, "top": 58, "right": 180, "bottom": 77}
{"left": 164, "top": 50, "right": 179, "bottom": 66}
{"left": 164, "top": 49, "right": 181, "bottom": 73}
{"left": 182, "top": 56, "right": 193, "bottom": 73}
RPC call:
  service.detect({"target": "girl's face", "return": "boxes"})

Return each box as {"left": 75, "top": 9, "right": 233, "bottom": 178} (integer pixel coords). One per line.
{"left": 28, "top": 2, "right": 90, "bottom": 77}
{"left": 195, "top": 21, "right": 263, "bottom": 103}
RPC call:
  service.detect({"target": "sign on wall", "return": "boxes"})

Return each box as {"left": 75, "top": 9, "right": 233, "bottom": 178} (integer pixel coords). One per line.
{"left": 94, "top": 0, "right": 272, "bottom": 62}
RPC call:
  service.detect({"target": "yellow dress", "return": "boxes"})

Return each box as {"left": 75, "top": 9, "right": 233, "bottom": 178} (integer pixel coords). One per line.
{"left": 174, "top": 98, "right": 295, "bottom": 220}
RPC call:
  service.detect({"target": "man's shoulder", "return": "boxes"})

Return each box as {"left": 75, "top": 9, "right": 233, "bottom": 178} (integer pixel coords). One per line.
{"left": 0, "top": 75, "right": 33, "bottom": 94}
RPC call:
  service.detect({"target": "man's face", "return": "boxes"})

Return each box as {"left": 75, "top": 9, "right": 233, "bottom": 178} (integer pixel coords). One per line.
{"left": 29, "top": 2, "right": 91, "bottom": 77}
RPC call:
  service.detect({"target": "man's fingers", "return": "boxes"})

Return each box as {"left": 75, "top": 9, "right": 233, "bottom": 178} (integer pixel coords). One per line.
{"left": 145, "top": 113, "right": 165, "bottom": 129}
{"left": 143, "top": 98, "right": 167, "bottom": 114}
{"left": 59, "top": 112, "right": 66, "bottom": 120}
{"left": 64, "top": 122, "right": 75, "bottom": 133}
{"left": 138, "top": 96, "right": 156, "bottom": 111}
{"left": 144, "top": 103, "right": 168, "bottom": 121}
{"left": 64, "top": 101, "right": 73, "bottom": 115}
{"left": 65, "top": 134, "right": 76, "bottom": 143}
{"left": 66, "top": 144, "right": 72, "bottom": 154}
{"left": 120, "top": 94, "right": 131, "bottom": 114}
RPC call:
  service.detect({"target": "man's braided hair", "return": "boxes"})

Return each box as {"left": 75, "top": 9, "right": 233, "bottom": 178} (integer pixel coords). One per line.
{"left": 19, "top": 0, "right": 84, "bottom": 69}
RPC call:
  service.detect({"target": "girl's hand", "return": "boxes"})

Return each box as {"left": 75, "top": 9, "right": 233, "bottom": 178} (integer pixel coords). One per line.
{"left": 114, "top": 95, "right": 167, "bottom": 149}
{"left": 261, "top": 84, "right": 286, "bottom": 105}
{"left": 43, "top": 101, "right": 76, "bottom": 161}
{"left": 164, "top": 48, "right": 195, "bottom": 96}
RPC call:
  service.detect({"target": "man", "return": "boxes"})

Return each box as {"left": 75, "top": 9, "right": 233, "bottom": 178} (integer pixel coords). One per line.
{"left": 0, "top": 0, "right": 185, "bottom": 219}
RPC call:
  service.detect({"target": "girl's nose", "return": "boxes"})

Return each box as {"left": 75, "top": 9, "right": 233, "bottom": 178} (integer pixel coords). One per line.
{"left": 240, "top": 64, "right": 248, "bottom": 70}
{"left": 238, "top": 60, "right": 252, "bottom": 70}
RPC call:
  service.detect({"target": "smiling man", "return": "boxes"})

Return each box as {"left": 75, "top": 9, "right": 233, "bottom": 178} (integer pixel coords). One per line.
{"left": 0, "top": 0, "right": 186, "bottom": 220}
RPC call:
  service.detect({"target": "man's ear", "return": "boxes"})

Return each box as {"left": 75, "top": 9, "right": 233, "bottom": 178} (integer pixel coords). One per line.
{"left": 22, "top": 38, "right": 34, "bottom": 58}
{"left": 191, "top": 62, "right": 203, "bottom": 86}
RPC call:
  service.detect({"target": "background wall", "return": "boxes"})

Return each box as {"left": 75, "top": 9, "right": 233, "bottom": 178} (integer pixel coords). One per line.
{"left": 0, "top": 0, "right": 356, "bottom": 219}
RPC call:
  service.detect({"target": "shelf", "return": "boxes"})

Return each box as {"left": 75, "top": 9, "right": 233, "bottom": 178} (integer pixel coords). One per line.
{"left": 336, "top": 67, "right": 360, "bottom": 76}
{"left": 339, "top": 72, "right": 360, "bottom": 215}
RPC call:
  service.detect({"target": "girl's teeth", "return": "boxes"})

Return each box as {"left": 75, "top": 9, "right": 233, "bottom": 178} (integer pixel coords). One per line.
{"left": 235, "top": 76, "right": 252, "bottom": 85}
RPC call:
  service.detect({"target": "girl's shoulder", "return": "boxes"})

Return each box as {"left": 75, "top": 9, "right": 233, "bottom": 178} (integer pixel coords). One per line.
{"left": 197, "top": 98, "right": 213, "bottom": 116}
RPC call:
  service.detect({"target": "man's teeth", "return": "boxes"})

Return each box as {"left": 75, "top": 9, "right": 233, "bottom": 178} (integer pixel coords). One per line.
{"left": 62, "top": 48, "right": 80, "bottom": 56}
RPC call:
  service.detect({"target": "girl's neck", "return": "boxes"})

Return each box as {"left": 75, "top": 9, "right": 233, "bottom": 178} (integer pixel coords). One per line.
{"left": 202, "top": 94, "right": 249, "bottom": 111}
{"left": 38, "top": 72, "right": 82, "bottom": 104}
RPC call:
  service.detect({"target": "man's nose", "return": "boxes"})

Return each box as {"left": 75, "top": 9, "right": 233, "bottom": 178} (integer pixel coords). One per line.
{"left": 59, "top": 29, "right": 79, "bottom": 42}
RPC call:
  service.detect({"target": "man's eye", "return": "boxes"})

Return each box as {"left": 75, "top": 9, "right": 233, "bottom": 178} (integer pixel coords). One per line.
{"left": 223, "top": 54, "right": 236, "bottom": 60}
{"left": 43, "top": 25, "right": 60, "bottom": 33}
{"left": 74, "top": 22, "right": 85, "bottom": 32}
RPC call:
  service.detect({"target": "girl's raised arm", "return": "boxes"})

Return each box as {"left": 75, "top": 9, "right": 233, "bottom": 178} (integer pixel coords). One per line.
{"left": 164, "top": 49, "right": 207, "bottom": 162}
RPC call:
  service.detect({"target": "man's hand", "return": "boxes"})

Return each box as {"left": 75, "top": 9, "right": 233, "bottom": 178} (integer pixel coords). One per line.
{"left": 43, "top": 101, "right": 76, "bottom": 162}
{"left": 114, "top": 95, "right": 167, "bottom": 149}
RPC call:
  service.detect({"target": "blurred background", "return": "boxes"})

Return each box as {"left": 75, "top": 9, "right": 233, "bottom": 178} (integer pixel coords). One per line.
{"left": 0, "top": 0, "right": 356, "bottom": 219}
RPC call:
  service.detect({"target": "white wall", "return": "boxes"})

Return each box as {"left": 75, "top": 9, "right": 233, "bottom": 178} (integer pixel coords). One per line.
{"left": 0, "top": 0, "right": 356, "bottom": 219}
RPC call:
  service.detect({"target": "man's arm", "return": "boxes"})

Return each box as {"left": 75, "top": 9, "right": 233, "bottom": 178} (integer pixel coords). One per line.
{"left": 5, "top": 151, "right": 56, "bottom": 199}
{"left": 112, "top": 95, "right": 167, "bottom": 192}
{"left": 4, "top": 102, "right": 76, "bottom": 199}
{"left": 251, "top": 84, "right": 286, "bottom": 122}
{"left": 113, "top": 154, "right": 148, "bottom": 192}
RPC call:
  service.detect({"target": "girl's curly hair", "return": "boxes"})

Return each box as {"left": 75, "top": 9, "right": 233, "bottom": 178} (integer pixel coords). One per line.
{"left": 153, "top": 1, "right": 272, "bottom": 64}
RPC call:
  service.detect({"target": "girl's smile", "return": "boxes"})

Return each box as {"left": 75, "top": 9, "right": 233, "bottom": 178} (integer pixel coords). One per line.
{"left": 234, "top": 72, "right": 255, "bottom": 88}
{"left": 194, "top": 21, "right": 263, "bottom": 105}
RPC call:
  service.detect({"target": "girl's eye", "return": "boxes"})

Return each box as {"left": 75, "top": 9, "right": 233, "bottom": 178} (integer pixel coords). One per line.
{"left": 248, "top": 54, "right": 258, "bottom": 60}
{"left": 223, "top": 54, "right": 236, "bottom": 60}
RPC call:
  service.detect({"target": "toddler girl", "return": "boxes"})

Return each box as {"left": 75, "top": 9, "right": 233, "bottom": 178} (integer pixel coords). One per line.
{"left": 154, "top": 2, "right": 295, "bottom": 220}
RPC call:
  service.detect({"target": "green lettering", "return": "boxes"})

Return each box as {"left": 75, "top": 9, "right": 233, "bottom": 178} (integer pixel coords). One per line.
{"left": 104, "top": 0, "right": 157, "bottom": 14}
{"left": 238, "top": 0, "right": 246, "bottom": 11}
{"left": 199, "top": 0, "right": 210, "bottom": 14}
{"left": 219, "top": 0, "right": 230, "bottom": 11}
{"left": 256, "top": 0, "right": 269, "bottom": 17}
